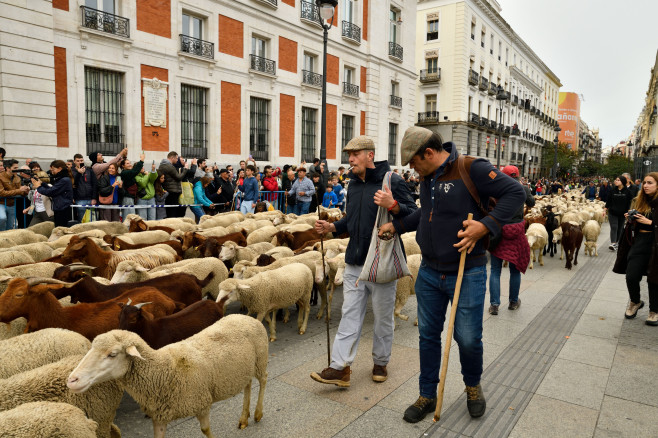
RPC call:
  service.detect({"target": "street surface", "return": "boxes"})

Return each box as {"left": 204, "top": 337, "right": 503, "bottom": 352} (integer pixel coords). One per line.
{"left": 115, "top": 222, "right": 658, "bottom": 437}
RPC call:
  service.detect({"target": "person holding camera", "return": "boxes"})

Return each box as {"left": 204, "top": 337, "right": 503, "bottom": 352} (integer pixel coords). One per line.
{"left": 614, "top": 173, "right": 658, "bottom": 324}
{"left": 135, "top": 161, "right": 158, "bottom": 220}
{"left": 97, "top": 163, "right": 123, "bottom": 222}
{"left": 606, "top": 175, "right": 633, "bottom": 250}
{"left": 72, "top": 154, "right": 97, "bottom": 222}
{"left": 0, "top": 160, "right": 30, "bottom": 230}
{"left": 31, "top": 160, "right": 73, "bottom": 227}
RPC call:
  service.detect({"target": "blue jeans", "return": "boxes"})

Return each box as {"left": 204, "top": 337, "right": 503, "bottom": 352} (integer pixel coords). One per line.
{"left": 293, "top": 201, "right": 310, "bottom": 215}
{"left": 489, "top": 254, "right": 520, "bottom": 306}
{"left": 121, "top": 197, "right": 136, "bottom": 217}
{"left": 0, "top": 202, "right": 17, "bottom": 230}
{"left": 136, "top": 198, "right": 156, "bottom": 220}
{"left": 240, "top": 200, "right": 256, "bottom": 214}
{"left": 416, "top": 263, "right": 487, "bottom": 397}
{"left": 75, "top": 200, "right": 94, "bottom": 222}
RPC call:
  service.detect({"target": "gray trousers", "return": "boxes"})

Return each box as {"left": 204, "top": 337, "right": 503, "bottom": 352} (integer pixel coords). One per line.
{"left": 330, "top": 263, "right": 397, "bottom": 370}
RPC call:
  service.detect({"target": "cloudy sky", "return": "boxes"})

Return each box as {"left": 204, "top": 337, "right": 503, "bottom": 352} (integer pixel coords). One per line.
{"left": 499, "top": 0, "right": 657, "bottom": 148}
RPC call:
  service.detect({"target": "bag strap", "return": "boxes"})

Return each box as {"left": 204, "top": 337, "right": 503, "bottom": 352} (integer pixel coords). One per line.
{"left": 457, "top": 155, "right": 487, "bottom": 217}
{"left": 382, "top": 171, "right": 393, "bottom": 191}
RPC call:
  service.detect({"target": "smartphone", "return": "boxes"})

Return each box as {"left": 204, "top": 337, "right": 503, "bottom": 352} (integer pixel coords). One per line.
{"left": 116, "top": 176, "right": 122, "bottom": 183}
{"left": 152, "top": 160, "right": 155, "bottom": 166}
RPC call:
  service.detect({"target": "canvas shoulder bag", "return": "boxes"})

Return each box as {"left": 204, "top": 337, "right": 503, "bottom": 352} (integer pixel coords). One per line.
{"left": 357, "top": 171, "right": 411, "bottom": 284}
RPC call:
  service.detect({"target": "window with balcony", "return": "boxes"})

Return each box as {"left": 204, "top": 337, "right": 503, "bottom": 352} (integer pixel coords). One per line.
{"left": 81, "top": 0, "right": 129, "bottom": 37}
{"left": 476, "top": 133, "right": 481, "bottom": 156}
{"left": 421, "top": 57, "right": 440, "bottom": 83}
{"left": 490, "top": 34, "right": 494, "bottom": 55}
{"left": 300, "top": 0, "right": 320, "bottom": 24}
{"left": 498, "top": 41, "right": 502, "bottom": 61}
{"left": 389, "top": 8, "right": 403, "bottom": 61}
{"left": 467, "top": 130, "right": 472, "bottom": 155}
{"left": 343, "top": 67, "right": 358, "bottom": 97}
{"left": 301, "top": 107, "right": 317, "bottom": 162}
{"left": 341, "top": 115, "right": 354, "bottom": 163}
{"left": 181, "top": 84, "right": 207, "bottom": 158}
{"left": 390, "top": 82, "right": 401, "bottom": 107}
{"left": 341, "top": 0, "right": 361, "bottom": 43}
{"left": 180, "top": 13, "right": 213, "bottom": 59}
{"left": 301, "top": 53, "right": 322, "bottom": 87}
{"left": 388, "top": 123, "right": 398, "bottom": 165}
{"left": 427, "top": 19, "right": 438, "bottom": 41}
{"left": 249, "top": 97, "right": 270, "bottom": 160}
{"left": 250, "top": 36, "right": 276, "bottom": 75}
{"left": 470, "top": 21, "right": 475, "bottom": 40}
{"left": 480, "top": 29, "right": 485, "bottom": 48}
{"left": 84, "top": 67, "right": 124, "bottom": 155}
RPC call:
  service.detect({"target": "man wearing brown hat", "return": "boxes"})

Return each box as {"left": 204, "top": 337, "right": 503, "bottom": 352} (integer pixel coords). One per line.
{"left": 311, "top": 135, "right": 416, "bottom": 387}
{"left": 378, "top": 126, "right": 525, "bottom": 422}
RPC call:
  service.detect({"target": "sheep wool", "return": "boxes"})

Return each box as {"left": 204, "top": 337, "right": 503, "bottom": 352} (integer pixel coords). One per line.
{"left": 0, "top": 229, "right": 47, "bottom": 245}
{"left": 0, "top": 355, "right": 123, "bottom": 438}
{"left": 8, "top": 242, "right": 53, "bottom": 263}
{"left": 0, "top": 250, "right": 35, "bottom": 269}
{"left": 246, "top": 225, "right": 279, "bottom": 245}
{"left": 27, "top": 221, "right": 55, "bottom": 238}
{"left": 0, "top": 262, "right": 63, "bottom": 293}
{"left": 0, "top": 401, "right": 98, "bottom": 438}
{"left": 0, "top": 328, "right": 91, "bottom": 379}
{"left": 68, "top": 315, "right": 268, "bottom": 435}
{"left": 394, "top": 254, "right": 422, "bottom": 324}
{"left": 116, "top": 230, "right": 171, "bottom": 245}
{"left": 47, "top": 229, "right": 107, "bottom": 248}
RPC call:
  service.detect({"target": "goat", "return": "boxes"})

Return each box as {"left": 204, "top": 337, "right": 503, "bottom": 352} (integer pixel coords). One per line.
{"left": 104, "top": 236, "right": 184, "bottom": 258}
{"left": 118, "top": 298, "right": 227, "bottom": 349}
{"left": 542, "top": 210, "right": 559, "bottom": 257}
{"left": 0, "top": 278, "right": 180, "bottom": 340}
{"left": 273, "top": 229, "right": 324, "bottom": 251}
{"left": 180, "top": 230, "right": 248, "bottom": 253}
{"left": 128, "top": 218, "right": 175, "bottom": 234}
{"left": 560, "top": 222, "right": 583, "bottom": 270}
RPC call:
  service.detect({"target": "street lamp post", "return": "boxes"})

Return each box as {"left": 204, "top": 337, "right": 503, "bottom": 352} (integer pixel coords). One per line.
{"left": 316, "top": 0, "right": 337, "bottom": 164}
{"left": 552, "top": 124, "right": 561, "bottom": 179}
{"left": 495, "top": 85, "right": 509, "bottom": 169}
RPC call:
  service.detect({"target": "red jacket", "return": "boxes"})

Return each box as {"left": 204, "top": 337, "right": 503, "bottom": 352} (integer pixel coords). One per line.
{"left": 262, "top": 176, "right": 279, "bottom": 201}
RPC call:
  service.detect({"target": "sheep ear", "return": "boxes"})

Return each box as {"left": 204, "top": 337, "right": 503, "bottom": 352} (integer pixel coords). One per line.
{"left": 135, "top": 266, "right": 149, "bottom": 272}
{"left": 126, "top": 345, "right": 144, "bottom": 360}
{"left": 338, "top": 244, "right": 347, "bottom": 251}
{"left": 237, "top": 284, "right": 251, "bottom": 290}
{"left": 0, "top": 276, "right": 11, "bottom": 283}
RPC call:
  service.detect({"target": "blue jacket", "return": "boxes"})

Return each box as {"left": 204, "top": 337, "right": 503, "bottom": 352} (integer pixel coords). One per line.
{"left": 37, "top": 174, "right": 73, "bottom": 211}
{"left": 393, "top": 142, "right": 526, "bottom": 272}
{"left": 333, "top": 184, "right": 345, "bottom": 204}
{"left": 322, "top": 191, "right": 338, "bottom": 208}
{"left": 193, "top": 181, "right": 214, "bottom": 207}
{"left": 239, "top": 176, "right": 259, "bottom": 202}
{"left": 582, "top": 185, "right": 597, "bottom": 200}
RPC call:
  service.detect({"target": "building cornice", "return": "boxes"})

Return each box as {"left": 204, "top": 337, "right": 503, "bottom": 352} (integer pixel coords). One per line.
{"left": 510, "top": 66, "right": 542, "bottom": 95}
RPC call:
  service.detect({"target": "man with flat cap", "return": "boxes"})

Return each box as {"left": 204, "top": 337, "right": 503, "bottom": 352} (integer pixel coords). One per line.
{"left": 378, "top": 126, "right": 525, "bottom": 422}
{"left": 311, "top": 135, "right": 417, "bottom": 387}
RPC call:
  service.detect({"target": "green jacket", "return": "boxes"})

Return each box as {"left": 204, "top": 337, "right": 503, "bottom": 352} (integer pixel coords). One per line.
{"left": 135, "top": 170, "right": 158, "bottom": 200}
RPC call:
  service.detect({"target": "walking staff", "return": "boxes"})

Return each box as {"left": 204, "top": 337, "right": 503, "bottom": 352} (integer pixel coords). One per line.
{"left": 378, "top": 127, "right": 525, "bottom": 422}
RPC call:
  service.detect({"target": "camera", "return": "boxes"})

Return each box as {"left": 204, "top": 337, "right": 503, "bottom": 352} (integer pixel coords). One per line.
{"left": 627, "top": 209, "right": 640, "bottom": 222}
{"left": 16, "top": 169, "right": 36, "bottom": 186}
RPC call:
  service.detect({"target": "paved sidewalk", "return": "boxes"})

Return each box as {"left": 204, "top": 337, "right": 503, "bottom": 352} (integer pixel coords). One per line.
{"left": 115, "top": 222, "right": 658, "bottom": 437}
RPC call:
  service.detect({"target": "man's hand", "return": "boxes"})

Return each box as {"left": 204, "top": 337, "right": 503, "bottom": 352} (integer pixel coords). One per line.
{"left": 374, "top": 186, "right": 395, "bottom": 209}
{"left": 20, "top": 184, "right": 30, "bottom": 193}
{"left": 315, "top": 219, "right": 335, "bottom": 235}
{"left": 91, "top": 199, "right": 97, "bottom": 205}
{"left": 191, "top": 158, "right": 197, "bottom": 165}
{"left": 377, "top": 222, "right": 396, "bottom": 239}
{"left": 454, "top": 220, "right": 489, "bottom": 253}
{"left": 120, "top": 148, "right": 128, "bottom": 156}
{"left": 151, "top": 163, "right": 156, "bottom": 171}
{"left": 217, "top": 187, "right": 222, "bottom": 195}
{"left": 76, "top": 166, "right": 85, "bottom": 174}
{"left": 140, "top": 153, "right": 145, "bottom": 162}
{"left": 299, "top": 191, "right": 306, "bottom": 196}
{"left": 29, "top": 179, "right": 39, "bottom": 189}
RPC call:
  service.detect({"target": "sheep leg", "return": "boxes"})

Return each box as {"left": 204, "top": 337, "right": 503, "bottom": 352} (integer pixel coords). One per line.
{"left": 152, "top": 420, "right": 168, "bottom": 438}
{"left": 574, "top": 246, "right": 580, "bottom": 266}
{"left": 197, "top": 408, "right": 214, "bottom": 438}
{"left": 255, "top": 373, "right": 267, "bottom": 423}
{"left": 298, "top": 298, "right": 310, "bottom": 335}
{"left": 283, "top": 309, "right": 290, "bottom": 323}
{"left": 316, "top": 281, "right": 327, "bottom": 320}
{"left": 595, "top": 244, "right": 598, "bottom": 257}
{"left": 394, "top": 297, "right": 409, "bottom": 321}
{"left": 257, "top": 311, "right": 276, "bottom": 342}
{"left": 560, "top": 244, "right": 564, "bottom": 260}
{"left": 239, "top": 382, "right": 252, "bottom": 429}
{"left": 539, "top": 248, "right": 544, "bottom": 266}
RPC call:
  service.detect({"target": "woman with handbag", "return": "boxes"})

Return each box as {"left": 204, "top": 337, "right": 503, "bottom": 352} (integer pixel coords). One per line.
{"left": 97, "top": 163, "right": 124, "bottom": 222}
{"left": 615, "top": 172, "right": 658, "bottom": 324}
{"left": 118, "top": 154, "right": 144, "bottom": 217}
{"left": 605, "top": 175, "right": 632, "bottom": 250}
{"left": 31, "top": 160, "right": 73, "bottom": 227}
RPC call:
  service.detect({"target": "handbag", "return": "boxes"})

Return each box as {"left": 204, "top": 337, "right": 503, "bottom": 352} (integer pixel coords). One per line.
{"left": 81, "top": 209, "right": 92, "bottom": 223}
{"left": 178, "top": 181, "right": 195, "bottom": 205}
{"left": 357, "top": 171, "right": 411, "bottom": 284}
{"left": 99, "top": 187, "right": 115, "bottom": 205}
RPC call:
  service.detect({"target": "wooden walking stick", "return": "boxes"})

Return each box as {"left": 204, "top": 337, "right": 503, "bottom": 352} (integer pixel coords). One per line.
{"left": 434, "top": 212, "right": 473, "bottom": 422}
{"left": 320, "top": 230, "right": 331, "bottom": 367}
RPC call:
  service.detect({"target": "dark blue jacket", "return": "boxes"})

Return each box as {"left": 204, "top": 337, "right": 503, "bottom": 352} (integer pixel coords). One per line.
{"left": 73, "top": 167, "right": 97, "bottom": 201}
{"left": 37, "top": 173, "right": 73, "bottom": 211}
{"left": 333, "top": 161, "right": 416, "bottom": 266}
{"left": 582, "top": 185, "right": 597, "bottom": 200}
{"left": 239, "top": 176, "right": 259, "bottom": 202}
{"left": 392, "top": 142, "right": 526, "bottom": 272}
{"left": 598, "top": 183, "right": 611, "bottom": 202}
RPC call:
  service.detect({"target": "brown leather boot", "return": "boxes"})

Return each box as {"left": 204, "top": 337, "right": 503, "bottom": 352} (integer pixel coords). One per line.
{"left": 372, "top": 364, "right": 387, "bottom": 382}
{"left": 310, "top": 366, "right": 351, "bottom": 387}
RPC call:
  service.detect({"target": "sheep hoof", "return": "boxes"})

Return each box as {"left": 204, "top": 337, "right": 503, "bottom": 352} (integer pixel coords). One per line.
{"left": 269, "top": 337, "right": 276, "bottom": 342}
{"left": 298, "top": 330, "right": 305, "bottom": 335}
{"left": 540, "top": 262, "right": 544, "bottom": 266}
{"left": 239, "top": 420, "right": 248, "bottom": 430}
{"left": 316, "top": 312, "right": 323, "bottom": 320}
{"left": 399, "top": 315, "right": 409, "bottom": 321}
{"left": 255, "top": 412, "right": 263, "bottom": 423}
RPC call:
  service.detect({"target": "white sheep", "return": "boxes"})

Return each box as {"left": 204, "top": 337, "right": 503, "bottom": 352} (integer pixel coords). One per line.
{"left": 219, "top": 241, "right": 257, "bottom": 266}
{"left": 0, "top": 236, "right": 16, "bottom": 249}
{"left": 114, "top": 230, "right": 171, "bottom": 245}
{"left": 401, "top": 232, "right": 421, "bottom": 255}
{"left": 247, "top": 242, "right": 275, "bottom": 254}
{"left": 0, "top": 229, "right": 48, "bottom": 245}
{"left": 0, "top": 401, "right": 98, "bottom": 438}
{"left": 238, "top": 251, "right": 322, "bottom": 280}
{"left": 26, "top": 221, "right": 55, "bottom": 238}
{"left": 199, "top": 212, "right": 244, "bottom": 229}
{"left": 264, "top": 246, "right": 294, "bottom": 259}
{"left": 0, "top": 250, "right": 34, "bottom": 268}
{"left": 0, "top": 355, "right": 123, "bottom": 438}
{"left": 196, "top": 225, "right": 229, "bottom": 238}
{"left": 311, "top": 238, "right": 349, "bottom": 254}
{"left": 275, "top": 223, "right": 313, "bottom": 233}
{"left": 394, "top": 254, "right": 422, "bottom": 325}
{"left": 218, "top": 263, "right": 313, "bottom": 342}
{"left": 0, "top": 262, "right": 63, "bottom": 288}
{"left": 0, "top": 328, "right": 91, "bottom": 379}
{"left": 124, "top": 214, "right": 196, "bottom": 228}
{"left": 111, "top": 258, "right": 228, "bottom": 299}
{"left": 68, "top": 315, "right": 269, "bottom": 436}
{"left": 51, "top": 221, "right": 128, "bottom": 238}
{"left": 47, "top": 229, "right": 108, "bottom": 249}
{"left": 582, "top": 219, "right": 601, "bottom": 257}
{"left": 227, "top": 219, "right": 272, "bottom": 235}
{"left": 526, "top": 223, "right": 549, "bottom": 269}
{"left": 314, "top": 252, "right": 345, "bottom": 320}
{"left": 246, "top": 225, "right": 279, "bottom": 245}
{"left": 4, "top": 242, "right": 53, "bottom": 262}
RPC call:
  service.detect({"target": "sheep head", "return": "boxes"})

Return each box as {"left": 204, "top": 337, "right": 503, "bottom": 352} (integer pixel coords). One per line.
{"left": 110, "top": 260, "right": 149, "bottom": 284}
{"left": 314, "top": 258, "right": 329, "bottom": 284}
{"left": 219, "top": 241, "right": 239, "bottom": 261}
{"left": 68, "top": 331, "right": 145, "bottom": 394}
{"left": 334, "top": 266, "right": 345, "bottom": 285}
{"left": 217, "top": 279, "right": 250, "bottom": 306}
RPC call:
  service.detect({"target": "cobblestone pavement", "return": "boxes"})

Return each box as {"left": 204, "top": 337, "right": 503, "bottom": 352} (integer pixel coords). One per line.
{"left": 114, "top": 222, "right": 658, "bottom": 437}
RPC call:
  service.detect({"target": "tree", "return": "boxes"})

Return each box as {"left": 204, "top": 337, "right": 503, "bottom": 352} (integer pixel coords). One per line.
{"left": 578, "top": 159, "right": 603, "bottom": 177}
{"left": 602, "top": 154, "right": 633, "bottom": 179}
{"left": 542, "top": 142, "right": 580, "bottom": 178}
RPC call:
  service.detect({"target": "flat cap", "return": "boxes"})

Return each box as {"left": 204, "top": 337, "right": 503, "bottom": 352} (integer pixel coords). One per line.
{"left": 400, "top": 126, "right": 434, "bottom": 166}
{"left": 343, "top": 135, "right": 375, "bottom": 152}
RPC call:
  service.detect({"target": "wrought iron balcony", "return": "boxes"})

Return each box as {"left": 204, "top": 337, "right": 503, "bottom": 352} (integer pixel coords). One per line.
{"left": 417, "top": 111, "right": 439, "bottom": 124}
{"left": 342, "top": 21, "right": 361, "bottom": 43}
{"left": 480, "top": 117, "right": 488, "bottom": 127}
{"left": 390, "top": 95, "right": 402, "bottom": 107}
{"left": 250, "top": 54, "right": 276, "bottom": 75}
{"left": 488, "top": 82, "right": 497, "bottom": 95}
{"left": 80, "top": 6, "right": 129, "bottom": 38}
{"left": 179, "top": 34, "right": 214, "bottom": 60}
{"left": 524, "top": 99, "right": 531, "bottom": 109}
{"left": 388, "top": 42, "right": 403, "bottom": 61}
{"left": 468, "top": 69, "right": 479, "bottom": 86}
{"left": 504, "top": 126, "right": 511, "bottom": 134}
{"left": 511, "top": 128, "right": 521, "bottom": 136}
{"left": 300, "top": 1, "right": 321, "bottom": 26}
{"left": 512, "top": 95, "right": 519, "bottom": 105}
{"left": 420, "top": 68, "right": 441, "bottom": 83}
{"left": 530, "top": 105, "right": 536, "bottom": 113}
{"left": 342, "top": 82, "right": 359, "bottom": 98}
{"left": 302, "top": 70, "right": 322, "bottom": 87}
{"left": 498, "top": 123, "right": 505, "bottom": 132}
{"left": 489, "top": 120, "right": 497, "bottom": 130}
{"left": 479, "top": 77, "right": 489, "bottom": 91}
{"left": 427, "top": 31, "right": 438, "bottom": 40}
{"left": 470, "top": 113, "right": 480, "bottom": 124}
{"left": 254, "top": 0, "right": 277, "bottom": 8}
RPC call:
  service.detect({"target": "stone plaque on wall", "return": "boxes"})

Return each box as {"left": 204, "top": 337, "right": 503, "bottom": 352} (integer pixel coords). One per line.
{"left": 142, "top": 77, "right": 168, "bottom": 128}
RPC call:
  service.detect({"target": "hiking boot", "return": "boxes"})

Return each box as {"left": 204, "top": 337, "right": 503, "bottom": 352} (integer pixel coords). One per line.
{"left": 488, "top": 305, "right": 499, "bottom": 315}
{"left": 646, "top": 312, "right": 658, "bottom": 326}
{"left": 403, "top": 396, "right": 436, "bottom": 423}
{"left": 508, "top": 299, "right": 521, "bottom": 311}
{"left": 372, "top": 364, "right": 387, "bottom": 383}
{"left": 310, "top": 366, "right": 351, "bottom": 387}
{"left": 625, "top": 300, "right": 644, "bottom": 319}
{"left": 465, "top": 384, "right": 486, "bottom": 418}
